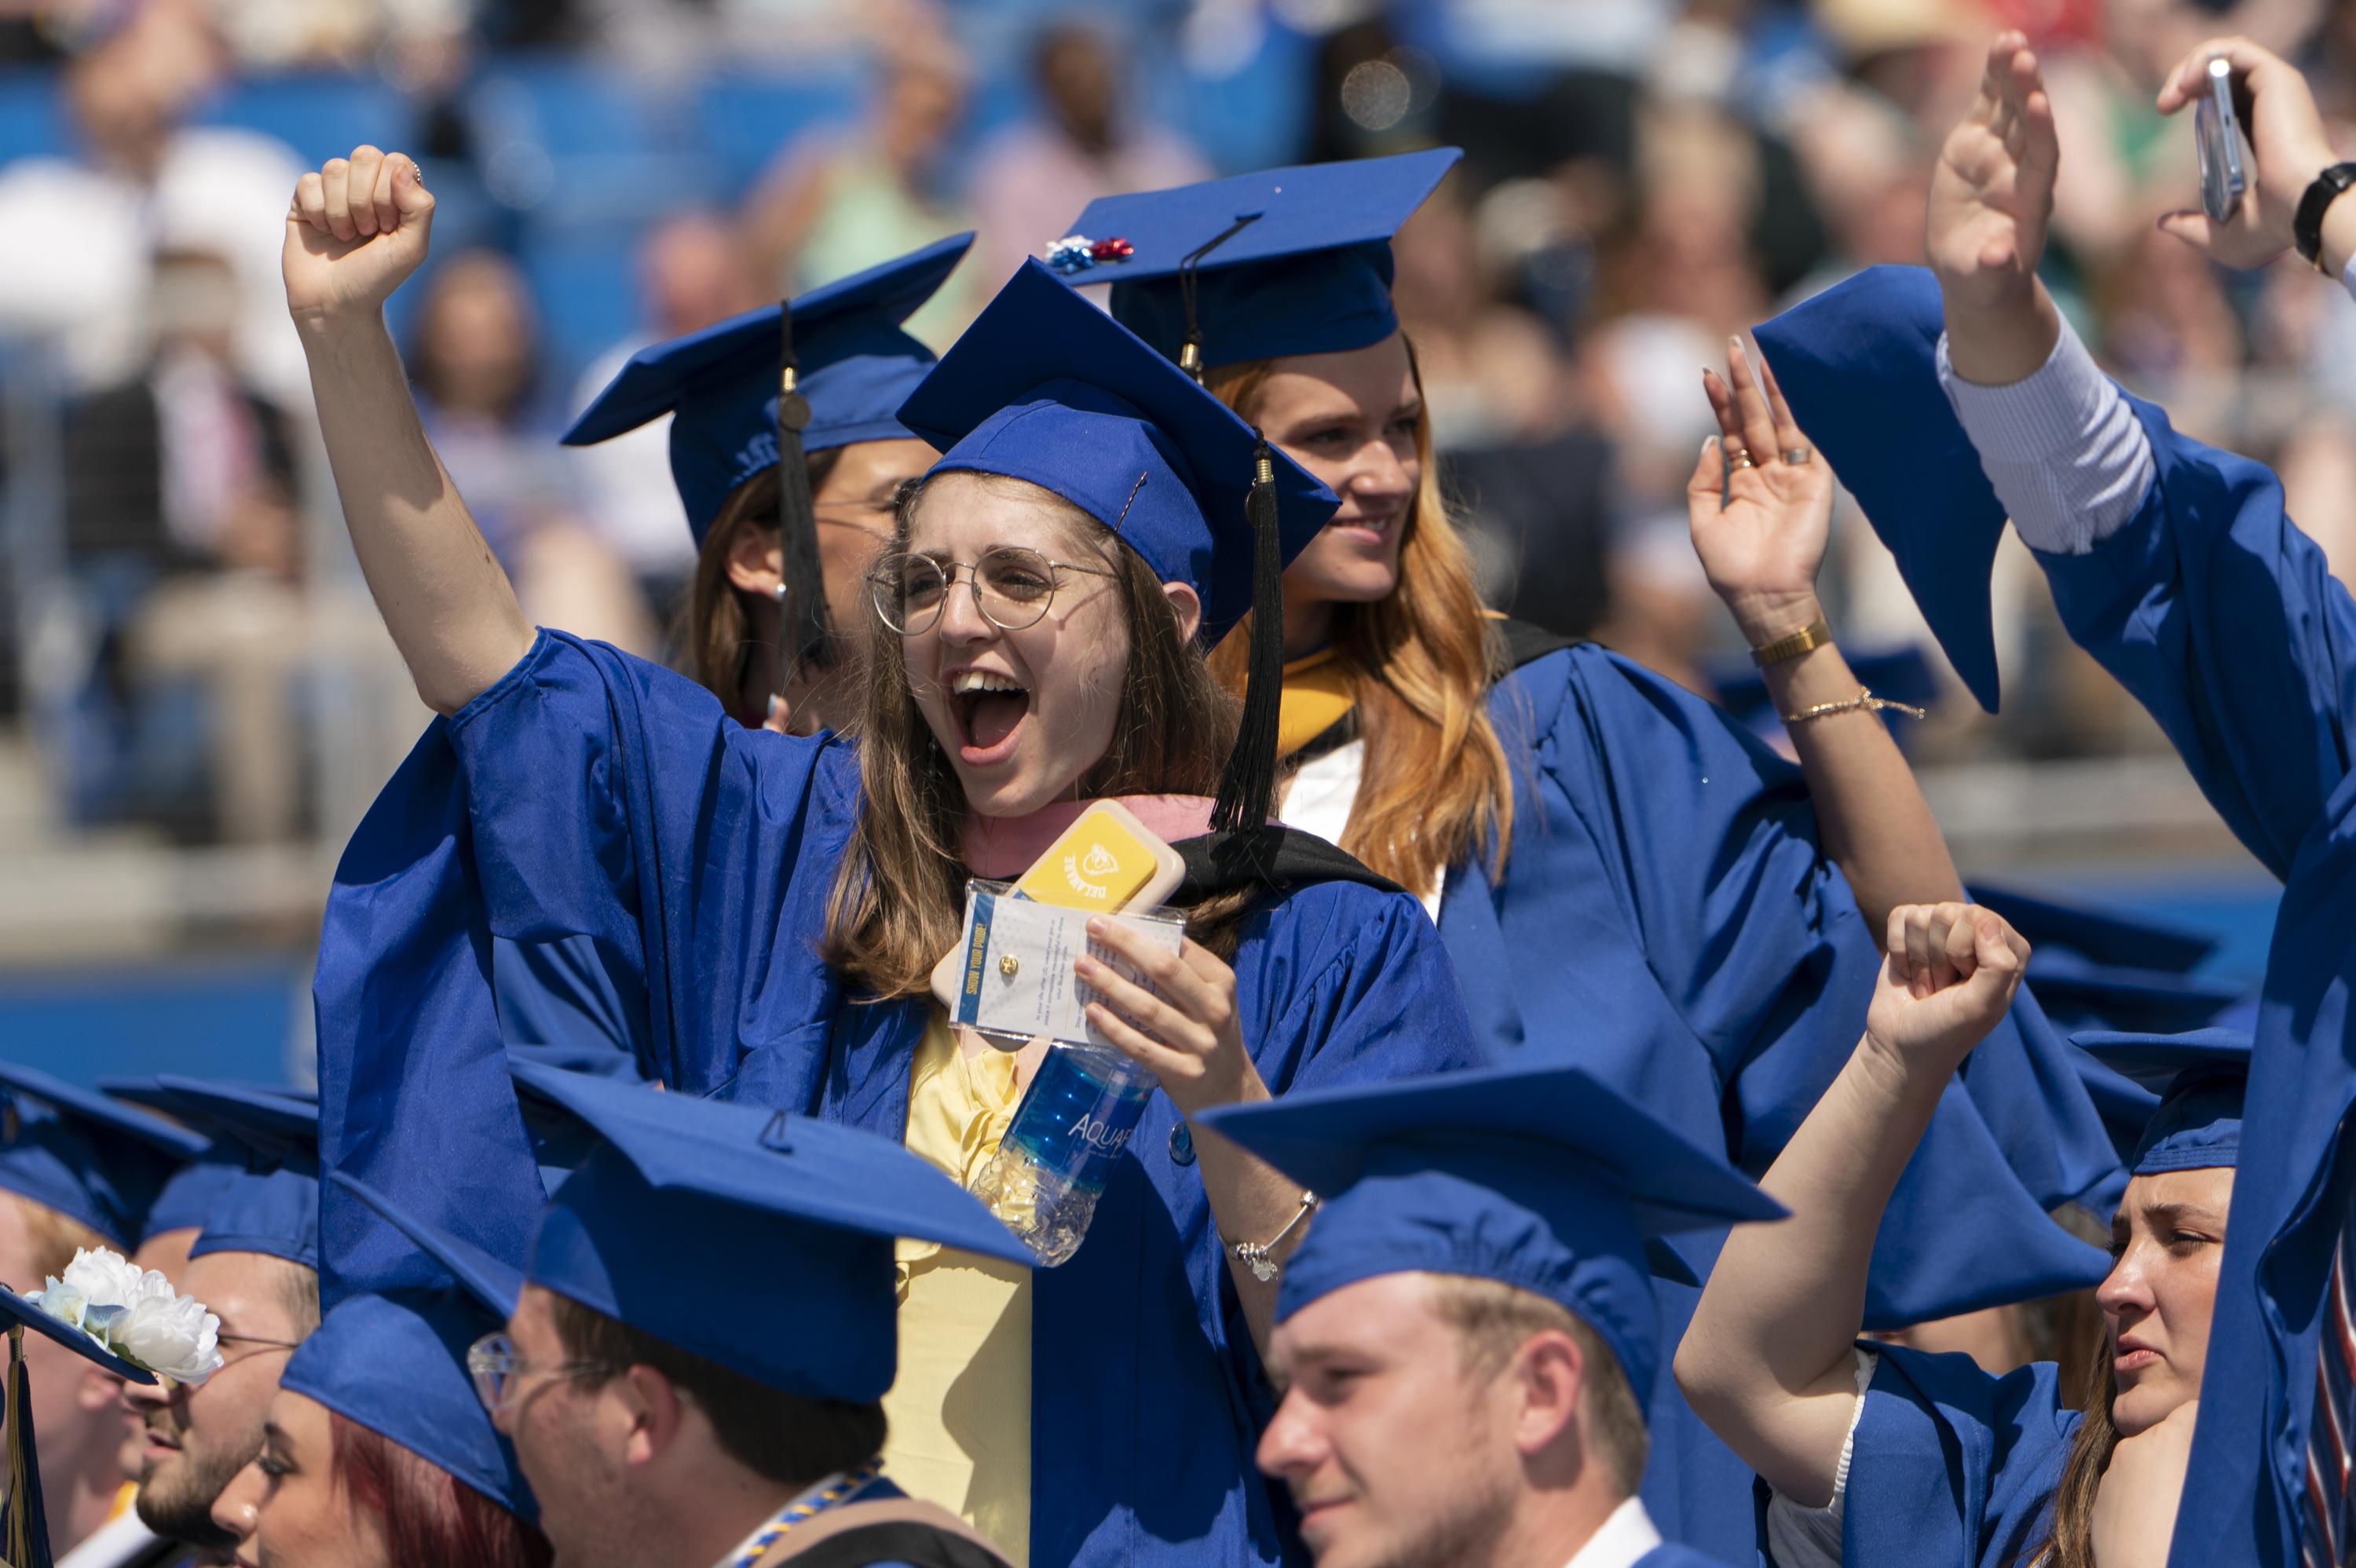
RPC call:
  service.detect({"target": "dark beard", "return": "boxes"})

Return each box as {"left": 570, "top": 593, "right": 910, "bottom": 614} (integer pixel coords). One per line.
{"left": 133, "top": 1443, "right": 251, "bottom": 1552}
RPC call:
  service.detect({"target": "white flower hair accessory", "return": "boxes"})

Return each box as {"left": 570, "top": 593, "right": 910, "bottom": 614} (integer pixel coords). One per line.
{"left": 29, "top": 1248, "right": 221, "bottom": 1385}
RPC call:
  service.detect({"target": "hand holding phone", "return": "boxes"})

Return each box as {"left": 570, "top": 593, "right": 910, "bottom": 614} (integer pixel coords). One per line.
{"left": 2196, "top": 56, "right": 2248, "bottom": 225}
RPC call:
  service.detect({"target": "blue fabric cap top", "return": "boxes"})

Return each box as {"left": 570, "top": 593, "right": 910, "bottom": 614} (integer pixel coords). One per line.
{"left": 0, "top": 1062, "right": 210, "bottom": 1252}
{"left": 2074, "top": 1028, "right": 2251, "bottom": 1176}
{"left": 1752, "top": 265, "right": 2009, "bottom": 712}
{"left": 562, "top": 234, "right": 974, "bottom": 546}
{"left": 284, "top": 1173, "right": 536, "bottom": 1521}
{"left": 510, "top": 1063, "right": 1028, "bottom": 1402}
{"left": 143, "top": 1077, "right": 322, "bottom": 1272}
{"left": 897, "top": 258, "right": 1337, "bottom": 646}
{"left": 1062, "top": 148, "right": 1462, "bottom": 369}
{"left": 104, "top": 1078, "right": 316, "bottom": 1243}
{"left": 1197, "top": 1064, "right": 1786, "bottom": 1409}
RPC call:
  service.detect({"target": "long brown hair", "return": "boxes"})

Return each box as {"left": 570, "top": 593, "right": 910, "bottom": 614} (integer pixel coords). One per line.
{"left": 680, "top": 450, "right": 843, "bottom": 701}
{"left": 2021, "top": 1343, "right": 2117, "bottom": 1568}
{"left": 1204, "top": 343, "right": 1516, "bottom": 894}
{"left": 822, "top": 473, "right": 1252, "bottom": 998}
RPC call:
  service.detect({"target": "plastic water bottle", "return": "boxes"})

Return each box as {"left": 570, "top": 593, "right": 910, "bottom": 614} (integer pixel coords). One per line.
{"left": 971, "top": 1041, "right": 1156, "bottom": 1266}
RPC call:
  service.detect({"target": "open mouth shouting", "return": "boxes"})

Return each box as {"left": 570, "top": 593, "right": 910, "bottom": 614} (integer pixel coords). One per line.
{"left": 947, "top": 667, "right": 1033, "bottom": 767}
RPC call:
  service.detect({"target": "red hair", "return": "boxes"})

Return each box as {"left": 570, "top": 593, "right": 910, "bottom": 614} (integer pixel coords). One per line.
{"left": 327, "top": 1412, "right": 553, "bottom": 1568}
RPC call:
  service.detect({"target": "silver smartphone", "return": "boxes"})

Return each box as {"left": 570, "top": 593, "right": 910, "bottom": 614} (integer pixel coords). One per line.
{"left": 2196, "top": 57, "right": 2248, "bottom": 225}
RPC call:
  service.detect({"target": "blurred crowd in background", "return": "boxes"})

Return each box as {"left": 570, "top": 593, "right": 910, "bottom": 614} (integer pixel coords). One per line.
{"left": 0, "top": 0, "right": 2344, "bottom": 861}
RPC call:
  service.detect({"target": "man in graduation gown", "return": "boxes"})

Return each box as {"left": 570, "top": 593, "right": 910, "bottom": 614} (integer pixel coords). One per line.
{"left": 1202, "top": 1064, "right": 1786, "bottom": 1568}
{"left": 406, "top": 1065, "right": 1028, "bottom": 1568}
{"left": 1749, "top": 31, "right": 2356, "bottom": 1566}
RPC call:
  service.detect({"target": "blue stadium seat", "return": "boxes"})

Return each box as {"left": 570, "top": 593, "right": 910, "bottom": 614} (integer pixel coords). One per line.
{"left": 195, "top": 71, "right": 417, "bottom": 165}
{"left": 693, "top": 69, "right": 865, "bottom": 201}
{"left": 0, "top": 69, "right": 66, "bottom": 165}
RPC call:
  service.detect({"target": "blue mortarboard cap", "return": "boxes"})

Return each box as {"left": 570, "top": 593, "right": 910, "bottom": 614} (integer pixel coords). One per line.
{"left": 1062, "top": 149, "right": 1462, "bottom": 370}
{"left": 281, "top": 1174, "right": 534, "bottom": 1519}
{"left": 509, "top": 1064, "right": 1027, "bottom": 1401}
{"left": 0, "top": 1275, "right": 162, "bottom": 1566}
{"left": 102, "top": 1078, "right": 316, "bottom": 1243}
{"left": 562, "top": 234, "right": 975, "bottom": 545}
{"left": 898, "top": 258, "right": 1337, "bottom": 647}
{"left": 0, "top": 1279, "right": 157, "bottom": 1383}
{"left": 1198, "top": 1065, "right": 1786, "bottom": 1408}
{"left": 143, "top": 1078, "right": 321, "bottom": 1271}
{"left": 2075, "top": 1028, "right": 2250, "bottom": 1176}
{"left": 1753, "top": 266, "right": 2009, "bottom": 711}
{"left": 0, "top": 1062, "right": 210, "bottom": 1251}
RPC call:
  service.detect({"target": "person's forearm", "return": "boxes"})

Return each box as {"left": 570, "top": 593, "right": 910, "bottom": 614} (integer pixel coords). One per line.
{"left": 297, "top": 312, "right": 533, "bottom": 714}
{"left": 1192, "top": 1117, "right": 1306, "bottom": 1362}
{"left": 1940, "top": 272, "right": 2062, "bottom": 389}
{"left": 1677, "top": 1030, "right": 1955, "bottom": 1503}
{"left": 1765, "top": 640, "right": 1962, "bottom": 933}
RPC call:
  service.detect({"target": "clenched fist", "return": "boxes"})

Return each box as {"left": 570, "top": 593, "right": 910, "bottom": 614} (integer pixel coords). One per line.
{"left": 284, "top": 145, "right": 434, "bottom": 324}
{"left": 1864, "top": 902, "right": 2029, "bottom": 1073}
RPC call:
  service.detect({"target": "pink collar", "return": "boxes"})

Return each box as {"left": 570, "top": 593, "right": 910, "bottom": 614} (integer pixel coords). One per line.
{"left": 959, "top": 796, "right": 1219, "bottom": 878}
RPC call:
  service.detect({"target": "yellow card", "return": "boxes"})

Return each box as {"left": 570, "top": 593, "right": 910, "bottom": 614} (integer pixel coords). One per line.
{"left": 1013, "top": 803, "right": 1165, "bottom": 910}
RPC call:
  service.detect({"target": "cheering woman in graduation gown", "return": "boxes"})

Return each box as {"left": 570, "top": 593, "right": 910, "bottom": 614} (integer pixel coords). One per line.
{"left": 285, "top": 148, "right": 1477, "bottom": 1568}
{"left": 1055, "top": 155, "right": 2124, "bottom": 1557}
{"left": 1679, "top": 898, "right": 2245, "bottom": 1568}
{"left": 1750, "top": 35, "right": 2356, "bottom": 1565}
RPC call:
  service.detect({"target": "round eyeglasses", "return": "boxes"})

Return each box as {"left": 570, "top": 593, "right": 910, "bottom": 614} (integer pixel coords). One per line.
{"left": 866, "top": 546, "right": 1119, "bottom": 635}
{"left": 466, "top": 1330, "right": 613, "bottom": 1415}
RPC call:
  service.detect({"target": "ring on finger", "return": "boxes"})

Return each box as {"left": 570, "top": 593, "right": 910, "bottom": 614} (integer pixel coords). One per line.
{"left": 1729, "top": 448, "right": 1756, "bottom": 470}
{"left": 1781, "top": 446, "right": 1811, "bottom": 466}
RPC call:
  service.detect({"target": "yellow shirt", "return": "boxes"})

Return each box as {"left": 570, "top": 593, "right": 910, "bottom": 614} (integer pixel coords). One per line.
{"left": 884, "top": 1014, "right": 1032, "bottom": 1567}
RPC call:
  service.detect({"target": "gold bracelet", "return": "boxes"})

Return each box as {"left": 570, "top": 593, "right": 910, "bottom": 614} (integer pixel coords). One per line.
{"left": 1233, "top": 1190, "right": 1321, "bottom": 1283}
{"left": 1780, "top": 687, "right": 1929, "bottom": 726}
{"left": 1749, "top": 617, "right": 1833, "bottom": 667}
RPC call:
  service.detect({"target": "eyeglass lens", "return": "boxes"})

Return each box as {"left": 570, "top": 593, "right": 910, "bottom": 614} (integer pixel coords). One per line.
{"left": 875, "top": 549, "right": 1063, "bottom": 634}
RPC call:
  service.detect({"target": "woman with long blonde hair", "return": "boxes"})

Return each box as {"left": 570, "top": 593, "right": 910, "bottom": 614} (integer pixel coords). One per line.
{"left": 1060, "top": 152, "right": 2124, "bottom": 1559}
{"left": 286, "top": 145, "right": 1476, "bottom": 1568}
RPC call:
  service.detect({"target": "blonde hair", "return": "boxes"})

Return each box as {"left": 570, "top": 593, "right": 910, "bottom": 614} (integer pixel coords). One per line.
{"left": 0, "top": 1190, "right": 107, "bottom": 1286}
{"left": 1424, "top": 1274, "right": 1650, "bottom": 1498}
{"left": 1205, "top": 342, "right": 1516, "bottom": 895}
{"left": 821, "top": 473, "right": 1254, "bottom": 997}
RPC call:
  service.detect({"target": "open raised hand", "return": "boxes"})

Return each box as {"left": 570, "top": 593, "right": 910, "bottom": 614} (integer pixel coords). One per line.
{"left": 1928, "top": 33, "right": 2058, "bottom": 315}
{"left": 283, "top": 145, "right": 434, "bottom": 324}
{"left": 1688, "top": 338, "right": 1832, "bottom": 647}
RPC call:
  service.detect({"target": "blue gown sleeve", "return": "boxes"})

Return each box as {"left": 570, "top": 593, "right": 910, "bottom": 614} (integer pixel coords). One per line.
{"left": 2036, "top": 399, "right": 2356, "bottom": 881}
{"left": 1527, "top": 646, "right": 2121, "bottom": 1237}
{"left": 442, "top": 629, "right": 858, "bottom": 1095}
{"left": 1838, "top": 1345, "right": 2079, "bottom": 1568}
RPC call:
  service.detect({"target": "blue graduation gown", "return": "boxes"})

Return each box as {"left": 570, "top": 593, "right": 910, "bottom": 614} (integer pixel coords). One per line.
{"left": 1798, "top": 1345, "right": 2079, "bottom": 1567}
{"left": 1436, "top": 641, "right": 2123, "bottom": 1559}
{"left": 2029, "top": 400, "right": 2356, "bottom": 1568}
{"left": 314, "top": 630, "right": 1480, "bottom": 1568}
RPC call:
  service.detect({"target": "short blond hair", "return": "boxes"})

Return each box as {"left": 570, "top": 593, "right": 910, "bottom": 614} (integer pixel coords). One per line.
{"left": 1423, "top": 1274, "right": 1650, "bottom": 1497}
{"left": 2, "top": 1190, "right": 109, "bottom": 1283}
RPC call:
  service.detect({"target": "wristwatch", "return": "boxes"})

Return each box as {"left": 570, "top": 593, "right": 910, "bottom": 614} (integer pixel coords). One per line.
{"left": 2294, "top": 162, "right": 2356, "bottom": 271}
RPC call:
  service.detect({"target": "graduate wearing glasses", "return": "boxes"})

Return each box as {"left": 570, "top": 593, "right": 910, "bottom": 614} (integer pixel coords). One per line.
{"left": 286, "top": 145, "right": 1478, "bottom": 1567}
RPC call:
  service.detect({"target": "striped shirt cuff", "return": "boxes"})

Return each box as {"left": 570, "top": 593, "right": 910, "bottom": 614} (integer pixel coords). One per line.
{"left": 1934, "top": 320, "right": 2155, "bottom": 555}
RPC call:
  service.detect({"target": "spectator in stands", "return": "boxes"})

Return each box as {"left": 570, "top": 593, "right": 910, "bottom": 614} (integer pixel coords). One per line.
{"left": 0, "top": 0, "right": 307, "bottom": 403}
{"left": 968, "top": 17, "right": 1210, "bottom": 287}
{"left": 61, "top": 245, "right": 309, "bottom": 842}
{"left": 409, "top": 249, "right": 657, "bottom": 656}
{"left": 744, "top": 1, "right": 977, "bottom": 345}
{"left": 565, "top": 210, "right": 770, "bottom": 620}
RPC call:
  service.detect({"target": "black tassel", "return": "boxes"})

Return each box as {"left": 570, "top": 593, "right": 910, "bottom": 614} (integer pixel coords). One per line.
{"left": 1212, "top": 431, "right": 1285, "bottom": 837}
{"left": 774, "top": 302, "right": 833, "bottom": 683}
{"left": 2, "top": 1325, "right": 53, "bottom": 1568}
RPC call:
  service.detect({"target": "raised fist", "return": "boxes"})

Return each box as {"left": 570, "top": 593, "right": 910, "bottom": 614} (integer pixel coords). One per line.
{"left": 284, "top": 145, "right": 434, "bottom": 324}
{"left": 1864, "top": 902, "right": 2029, "bottom": 1073}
